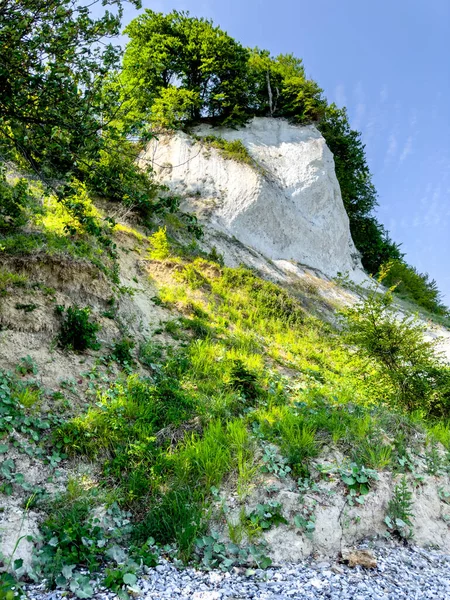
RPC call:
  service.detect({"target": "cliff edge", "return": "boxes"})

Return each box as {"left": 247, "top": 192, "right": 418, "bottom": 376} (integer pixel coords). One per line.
{"left": 142, "top": 117, "right": 365, "bottom": 282}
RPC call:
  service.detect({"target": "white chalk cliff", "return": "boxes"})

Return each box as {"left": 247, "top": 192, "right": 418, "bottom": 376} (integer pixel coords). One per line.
{"left": 142, "top": 117, "right": 365, "bottom": 281}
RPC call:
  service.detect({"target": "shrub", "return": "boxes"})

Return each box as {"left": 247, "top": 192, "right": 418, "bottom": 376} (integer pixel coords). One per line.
{"left": 227, "top": 359, "right": 261, "bottom": 401}
{"left": 342, "top": 277, "right": 450, "bottom": 416}
{"left": 82, "top": 137, "right": 161, "bottom": 218}
{"left": 148, "top": 227, "right": 170, "bottom": 260}
{"left": 58, "top": 305, "right": 100, "bottom": 352}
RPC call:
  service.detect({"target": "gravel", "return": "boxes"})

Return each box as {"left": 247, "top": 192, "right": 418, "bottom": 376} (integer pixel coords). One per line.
{"left": 25, "top": 543, "right": 450, "bottom": 600}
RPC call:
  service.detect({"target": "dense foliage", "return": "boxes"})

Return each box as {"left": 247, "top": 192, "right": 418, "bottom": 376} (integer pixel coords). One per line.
{"left": 0, "top": 0, "right": 181, "bottom": 233}
{"left": 0, "top": 0, "right": 133, "bottom": 176}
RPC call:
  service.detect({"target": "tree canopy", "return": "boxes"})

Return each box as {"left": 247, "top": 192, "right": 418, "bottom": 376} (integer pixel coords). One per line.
{"left": 0, "top": 0, "right": 140, "bottom": 176}
{"left": 121, "top": 10, "right": 250, "bottom": 128}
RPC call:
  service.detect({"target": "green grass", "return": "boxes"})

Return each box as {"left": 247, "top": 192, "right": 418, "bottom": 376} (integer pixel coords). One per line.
{"left": 0, "top": 267, "right": 28, "bottom": 294}
{"left": 194, "top": 135, "right": 259, "bottom": 170}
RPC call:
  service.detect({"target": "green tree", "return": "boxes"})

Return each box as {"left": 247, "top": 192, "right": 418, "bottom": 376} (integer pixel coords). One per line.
{"left": 121, "top": 10, "right": 250, "bottom": 127}
{"left": 248, "top": 49, "right": 326, "bottom": 122}
{"left": 0, "top": 0, "right": 140, "bottom": 177}
{"left": 0, "top": 1, "right": 181, "bottom": 225}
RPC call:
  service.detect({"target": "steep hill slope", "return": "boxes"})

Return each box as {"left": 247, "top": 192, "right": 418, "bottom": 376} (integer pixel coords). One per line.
{"left": 0, "top": 132, "right": 449, "bottom": 599}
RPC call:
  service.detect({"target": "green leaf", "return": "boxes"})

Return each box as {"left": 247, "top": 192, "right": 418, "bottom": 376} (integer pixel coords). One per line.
{"left": 123, "top": 573, "right": 137, "bottom": 586}
{"left": 341, "top": 475, "right": 355, "bottom": 486}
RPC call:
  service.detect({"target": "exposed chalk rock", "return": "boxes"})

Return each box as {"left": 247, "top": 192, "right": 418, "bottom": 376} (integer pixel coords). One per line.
{"left": 142, "top": 117, "right": 365, "bottom": 281}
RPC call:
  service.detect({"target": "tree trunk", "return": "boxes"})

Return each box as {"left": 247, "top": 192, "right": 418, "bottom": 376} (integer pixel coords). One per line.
{"left": 266, "top": 70, "right": 273, "bottom": 116}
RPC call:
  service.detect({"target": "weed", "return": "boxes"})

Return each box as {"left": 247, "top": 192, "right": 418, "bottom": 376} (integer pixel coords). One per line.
{"left": 58, "top": 305, "right": 100, "bottom": 352}
{"left": 338, "top": 463, "right": 378, "bottom": 505}
{"left": 175, "top": 264, "right": 208, "bottom": 290}
{"left": 133, "top": 488, "right": 206, "bottom": 563}
{"left": 15, "top": 302, "right": 37, "bottom": 313}
{"left": 0, "top": 268, "right": 27, "bottom": 294}
{"left": 438, "top": 487, "right": 450, "bottom": 504}
{"left": 356, "top": 440, "right": 392, "bottom": 469}
{"left": 253, "top": 406, "right": 318, "bottom": 477}
{"left": 293, "top": 505, "right": 316, "bottom": 539}
{"left": 179, "top": 316, "right": 211, "bottom": 339}
{"left": 226, "top": 420, "right": 257, "bottom": 498}
{"left": 15, "top": 386, "right": 40, "bottom": 410}
{"left": 247, "top": 502, "right": 288, "bottom": 532}
{"left": 33, "top": 493, "right": 147, "bottom": 597}
{"left": 424, "top": 443, "right": 444, "bottom": 476}
{"left": 164, "top": 319, "right": 183, "bottom": 339}
{"left": 207, "top": 246, "right": 224, "bottom": 266}
{"left": 139, "top": 340, "right": 164, "bottom": 369}
{"left": 195, "top": 531, "right": 272, "bottom": 571}
{"left": 111, "top": 338, "right": 135, "bottom": 367}
{"left": 15, "top": 355, "right": 38, "bottom": 376}
{"left": 227, "top": 359, "right": 261, "bottom": 401}
{"left": 195, "top": 135, "right": 259, "bottom": 171}
{"left": 259, "top": 442, "right": 292, "bottom": 479}
{"left": 385, "top": 476, "right": 414, "bottom": 539}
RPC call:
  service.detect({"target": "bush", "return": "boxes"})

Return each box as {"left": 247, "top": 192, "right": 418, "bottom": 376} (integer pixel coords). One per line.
{"left": 148, "top": 227, "right": 170, "bottom": 260}
{"left": 228, "top": 359, "right": 261, "bottom": 401}
{"left": 58, "top": 305, "right": 100, "bottom": 352}
{"left": 342, "top": 276, "right": 450, "bottom": 416}
{"left": 82, "top": 137, "right": 161, "bottom": 218}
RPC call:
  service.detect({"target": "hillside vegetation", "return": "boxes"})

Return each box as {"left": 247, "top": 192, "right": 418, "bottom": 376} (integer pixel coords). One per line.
{"left": 1, "top": 2, "right": 450, "bottom": 599}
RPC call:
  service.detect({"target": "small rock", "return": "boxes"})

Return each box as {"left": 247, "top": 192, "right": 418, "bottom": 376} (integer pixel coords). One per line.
{"left": 341, "top": 549, "right": 377, "bottom": 569}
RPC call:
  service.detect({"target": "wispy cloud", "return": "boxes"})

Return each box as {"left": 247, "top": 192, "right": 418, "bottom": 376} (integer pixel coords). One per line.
{"left": 380, "top": 85, "right": 388, "bottom": 103}
{"left": 384, "top": 133, "right": 398, "bottom": 166}
{"left": 399, "top": 136, "right": 413, "bottom": 163}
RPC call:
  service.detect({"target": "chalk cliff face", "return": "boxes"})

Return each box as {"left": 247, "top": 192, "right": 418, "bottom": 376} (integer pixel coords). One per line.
{"left": 142, "top": 117, "right": 364, "bottom": 280}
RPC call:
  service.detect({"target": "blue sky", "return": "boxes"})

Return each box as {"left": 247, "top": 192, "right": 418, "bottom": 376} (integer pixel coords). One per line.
{"left": 117, "top": 0, "right": 450, "bottom": 304}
